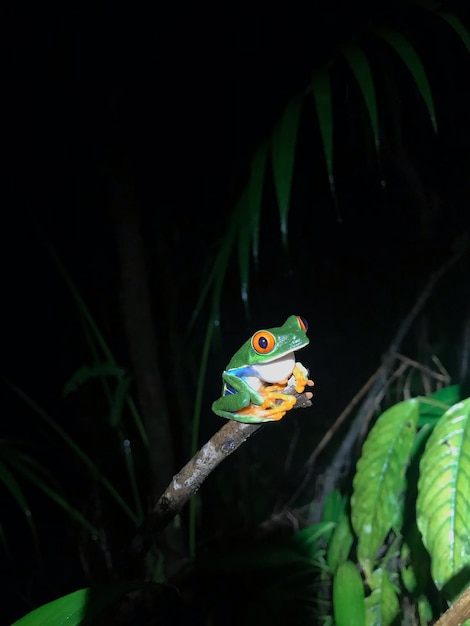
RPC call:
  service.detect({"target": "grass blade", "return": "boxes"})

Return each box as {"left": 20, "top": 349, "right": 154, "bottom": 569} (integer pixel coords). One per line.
{"left": 376, "top": 27, "right": 438, "bottom": 133}
{"left": 312, "top": 68, "right": 339, "bottom": 217}
{"left": 271, "top": 94, "right": 302, "bottom": 244}
{"left": 3, "top": 379, "right": 140, "bottom": 526}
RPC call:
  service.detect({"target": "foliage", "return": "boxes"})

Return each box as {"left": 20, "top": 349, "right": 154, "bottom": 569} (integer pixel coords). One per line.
{"left": 3, "top": 1, "right": 470, "bottom": 624}
{"left": 189, "top": 0, "right": 470, "bottom": 484}
{"left": 176, "top": 385, "right": 470, "bottom": 625}
{"left": 195, "top": 0, "right": 470, "bottom": 318}
{"left": 10, "top": 582, "right": 167, "bottom": 626}
{"left": 325, "top": 385, "right": 470, "bottom": 624}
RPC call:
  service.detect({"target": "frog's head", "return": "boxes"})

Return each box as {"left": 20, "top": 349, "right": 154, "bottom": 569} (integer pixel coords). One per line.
{"left": 249, "top": 315, "right": 309, "bottom": 362}
{"left": 227, "top": 315, "right": 309, "bottom": 372}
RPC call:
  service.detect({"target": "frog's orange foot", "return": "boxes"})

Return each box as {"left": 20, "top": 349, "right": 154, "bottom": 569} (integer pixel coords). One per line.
{"left": 262, "top": 381, "right": 288, "bottom": 394}
{"left": 235, "top": 391, "right": 297, "bottom": 422}
{"left": 292, "top": 362, "right": 310, "bottom": 393}
{"left": 260, "top": 391, "right": 296, "bottom": 410}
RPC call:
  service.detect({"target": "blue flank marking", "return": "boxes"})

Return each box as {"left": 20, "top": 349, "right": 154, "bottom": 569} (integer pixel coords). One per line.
{"left": 223, "top": 365, "right": 257, "bottom": 396}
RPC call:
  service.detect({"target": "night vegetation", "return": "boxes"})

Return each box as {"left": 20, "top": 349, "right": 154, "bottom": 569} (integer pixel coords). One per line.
{"left": 3, "top": 1, "right": 470, "bottom": 624}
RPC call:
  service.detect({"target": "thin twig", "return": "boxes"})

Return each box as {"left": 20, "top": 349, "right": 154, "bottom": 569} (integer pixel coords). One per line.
{"left": 394, "top": 353, "right": 450, "bottom": 384}
{"left": 304, "top": 245, "right": 466, "bottom": 523}
{"left": 434, "top": 585, "right": 470, "bottom": 626}
{"left": 280, "top": 366, "right": 383, "bottom": 510}
{"left": 264, "top": 244, "right": 467, "bottom": 530}
{"left": 130, "top": 387, "right": 313, "bottom": 562}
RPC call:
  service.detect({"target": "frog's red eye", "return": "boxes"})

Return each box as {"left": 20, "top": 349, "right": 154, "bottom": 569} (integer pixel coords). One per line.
{"left": 297, "top": 316, "right": 308, "bottom": 332}
{"left": 252, "top": 330, "right": 276, "bottom": 354}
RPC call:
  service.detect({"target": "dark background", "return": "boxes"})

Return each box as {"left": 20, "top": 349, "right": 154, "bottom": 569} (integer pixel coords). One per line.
{"left": 2, "top": 1, "right": 470, "bottom": 624}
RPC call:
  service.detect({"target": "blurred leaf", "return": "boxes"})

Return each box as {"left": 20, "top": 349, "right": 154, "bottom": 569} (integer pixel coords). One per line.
{"left": 418, "top": 384, "right": 461, "bottom": 426}
{"left": 0, "top": 442, "right": 38, "bottom": 550}
{"left": 439, "top": 11, "right": 470, "bottom": 54}
{"left": 236, "top": 189, "right": 253, "bottom": 313}
{"left": 11, "top": 588, "right": 88, "bottom": 626}
{"left": 341, "top": 42, "right": 381, "bottom": 156}
{"left": 327, "top": 513, "right": 354, "bottom": 573}
{"left": 3, "top": 379, "right": 140, "bottom": 526}
{"left": 11, "top": 581, "right": 157, "bottom": 626}
{"left": 3, "top": 445, "right": 99, "bottom": 537}
{"left": 248, "top": 140, "right": 268, "bottom": 266}
{"left": 365, "top": 568, "right": 400, "bottom": 626}
{"left": 271, "top": 94, "right": 302, "bottom": 244}
{"left": 417, "top": 398, "right": 470, "bottom": 590}
{"left": 375, "top": 27, "right": 438, "bottom": 133}
{"left": 312, "top": 68, "right": 337, "bottom": 210}
{"left": 63, "top": 363, "right": 126, "bottom": 396}
{"left": 351, "top": 399, "right": 419, "bottom": 577}
{"left": 290, "top": 521, "right": 336, "bottom": 562}
{"left": 321, "top": 488, "right": 349, "bottom": 545}
{"left": 333, "top": 560, "right": 366, "bottom": 626}
{"left": 45, "top": 242, "right": 146, "bottom": 445}
{"left": 109, "top": 373, "right": 132, "bottom": 428}
{"left": 416, "top": 0, "right": 470, "bottom": 54}
{"left": 401, "top": 522, "right": 432, "bottom": 596}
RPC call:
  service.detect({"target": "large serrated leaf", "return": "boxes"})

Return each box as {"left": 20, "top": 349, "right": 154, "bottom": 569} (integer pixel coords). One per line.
{"left": 417, "top": 398, "right": 470, "bottom": 590}
{"left": 333, "top": 560, "right": 366, "bottom": 626}
{"left": 271, "top": 94, "right": 302, "bottom": 245}
{"left": 351, "top": 399, "right": 419, "bottom": 575}
{"left": 365, "top": 569, "right": 400, "bottom": 626}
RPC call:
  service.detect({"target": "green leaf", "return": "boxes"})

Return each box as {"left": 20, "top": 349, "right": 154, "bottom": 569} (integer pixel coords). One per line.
{"left": 271, "top": 94, "right": 302, "bottom": 244}
{"left": 322, "top": 488, "right": 347, "bottom": 523}
{"left": 5, "top": 448, "right": 99, "bottom": 537}
{"left": 327, "top": 513, "right": 354, "bottom": 573}
{"left": 439, "top": 11, "right": 470, "bottom": 55}
{"left": 0, "top": 447, "right": 38, "bottom": 550}
{"left": 375, "top": 28, "right": 438, "bottom": 133}
{"left": 311, "top": 68, "right": 336, "bottom": 206}
{"left": 351, "top": 399, "right": 419, "bottom": 576}
{"left": 333, "top": 561, "right": 366, "bottom": 626}
{"left": 340, "top": 42, "right": 381, "bottom": 155}
{"left": 416, "top": 0, "right": 470, "bottom": 54}
{"left": 11, "top": 582, "right": 157, "bottom": 626}
{"left": 248, "top": 141, "right": 268, "bottom": 266}
{"left": 236, "top": 189, "right": 253, "bottom": 313}
{"left": 3, "top": 381, "right": 140, "bottom": 526}
{"left": 109, "top": 373, "right": 132, "bottom": 428}
{"left": 365, "top": 569, "right": 400, "bottom": 626}
{"left": 417, "top": 398, "right": 470, "bottom": 590}
{"left": 11, "top": 588, "right": 88, "bottom": 626}
{"left": 63, "top": 363, "right": 126, "bottom": 396}
{"left": 44, "top": 242, "right": 146, "bottom": 445}
{"left": 418, "top": 384, "right": 461, "bottom": 426}
{"left": 290, "top": 521, "right": 336, "bottom": 563}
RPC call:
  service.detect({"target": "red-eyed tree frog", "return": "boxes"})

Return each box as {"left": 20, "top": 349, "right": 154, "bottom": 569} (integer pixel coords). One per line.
{"left": 212, "top": 315, "right": 312, "bottom": 423}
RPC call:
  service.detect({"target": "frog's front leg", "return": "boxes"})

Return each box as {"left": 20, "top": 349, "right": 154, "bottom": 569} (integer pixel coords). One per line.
{"left": 290, "top": 362, "right": 310, "bottom": 393}
{"left": 212, "top": 371, "right": 264, "bottom": 420}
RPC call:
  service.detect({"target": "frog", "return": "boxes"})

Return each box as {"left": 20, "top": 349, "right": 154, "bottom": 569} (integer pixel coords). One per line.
{"left": 212, "top": 315, "right": 312, "bottom": 423}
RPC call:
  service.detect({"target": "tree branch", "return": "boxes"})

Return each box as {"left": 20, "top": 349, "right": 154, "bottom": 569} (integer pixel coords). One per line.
{"left": 130, "top": 386, "right": 313, "bottom": 562}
